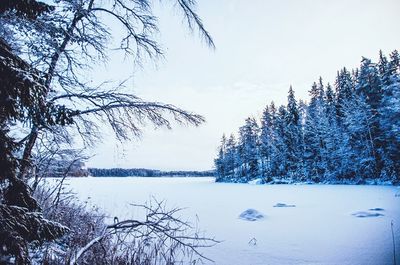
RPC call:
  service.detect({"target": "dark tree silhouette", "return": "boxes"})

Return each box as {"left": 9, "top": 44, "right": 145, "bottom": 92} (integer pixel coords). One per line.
{"left": 1, "top": 0, "right": 214, "bottom": 263}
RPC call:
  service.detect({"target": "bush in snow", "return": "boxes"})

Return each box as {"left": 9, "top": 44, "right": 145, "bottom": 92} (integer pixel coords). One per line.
{"left": 31, "top": 182, "right": 218, "bottom": 264}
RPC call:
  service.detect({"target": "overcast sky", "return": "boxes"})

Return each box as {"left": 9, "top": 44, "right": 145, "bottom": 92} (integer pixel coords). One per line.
{"left": 87, "top": 0, "right": 400, "bottom": 171}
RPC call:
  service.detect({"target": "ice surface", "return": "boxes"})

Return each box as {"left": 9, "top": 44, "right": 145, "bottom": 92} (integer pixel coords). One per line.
{"left": 59, "top": 177, "right": 400, "bottom": 265}
{"left": 239, "top": 209, "right": 265, "bottom": 221}
{"left": 273, "top": 203, "right": 296, "bottom": 207}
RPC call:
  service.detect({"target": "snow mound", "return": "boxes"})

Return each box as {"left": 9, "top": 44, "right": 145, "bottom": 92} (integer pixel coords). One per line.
{"left": 273, "top": 203, "right": 296, "bottom": 208}
{"left": 239, "top": 209, "right": 265, "bottom": 221}
{"left": 248, "top": 178, "right": 264, "bottom": 185}
{"left": 269, "top": 178, "right": 294, "bottom": 184}
{"left": 369, "top": 208, "right": 384, "bottom": 211}
{"left": 352, "top": 211, "right": 384, "bottom": 218}
{"left": 395, "top": 191, "right": 400, "bottom": 197}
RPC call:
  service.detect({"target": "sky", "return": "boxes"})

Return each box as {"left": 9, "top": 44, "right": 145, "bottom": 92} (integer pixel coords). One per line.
{"left": 87, "top": 0, "right": 400, "bottom": 171}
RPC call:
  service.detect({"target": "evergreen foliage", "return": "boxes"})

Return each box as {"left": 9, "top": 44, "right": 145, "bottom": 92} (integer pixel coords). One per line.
{"left": 0, "top": 3, "right": 70, "bottom": 262}
{"left": 88, "top": 168, "right": 214, "bottom": 177}
{"left": 215, "top": 51, "right": 400, "bottom": 184}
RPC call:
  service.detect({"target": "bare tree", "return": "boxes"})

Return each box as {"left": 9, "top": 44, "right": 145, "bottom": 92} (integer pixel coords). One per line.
{"left": 30, "top": 144, "right": 219, "bottom": 264}
{"left": 0, "top": 0, "right": 214, "bottom": 263}
{"left": 0, "top": 0, "right": 214, "bottom": 178}
{"left": 32, "top": 182, "right": 218, "bottom": 265}
{"left": 70, "top": 199, "right": 219, "bottom": 265}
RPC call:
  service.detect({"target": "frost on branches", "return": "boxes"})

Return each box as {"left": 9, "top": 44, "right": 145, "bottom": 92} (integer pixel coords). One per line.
{"left": 215, "top": 51, "right": 400, "bottom": 185}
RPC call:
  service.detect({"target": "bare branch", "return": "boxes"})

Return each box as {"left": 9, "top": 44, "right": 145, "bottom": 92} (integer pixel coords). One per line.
{"left": 71, "top": 199, "right": 219, "bottom": 265}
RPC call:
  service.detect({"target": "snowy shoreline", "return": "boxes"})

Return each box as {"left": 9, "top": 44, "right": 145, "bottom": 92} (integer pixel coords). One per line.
{"left": 217, "top": 176, "right": 399, "bottom": 186}
{"left": 64, "top": 174, "right": 400, "bottom": 186}
{"left": 65, "top": 177, "right": 400, "bottom": 265}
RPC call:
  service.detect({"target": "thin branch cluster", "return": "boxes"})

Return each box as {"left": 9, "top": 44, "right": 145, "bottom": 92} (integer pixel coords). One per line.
{"left": 0, "top": 0, "right": 215, "bottom": 263}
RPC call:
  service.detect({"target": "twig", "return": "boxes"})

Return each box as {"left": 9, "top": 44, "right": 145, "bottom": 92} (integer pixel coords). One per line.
{"left": 69, "top": 229, "right": 108, "bottom": 265}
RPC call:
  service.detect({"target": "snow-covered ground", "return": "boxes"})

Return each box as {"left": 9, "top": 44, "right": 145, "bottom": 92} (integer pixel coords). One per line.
{"left": 63, "top": 177, "right": 399, "bottom": 265}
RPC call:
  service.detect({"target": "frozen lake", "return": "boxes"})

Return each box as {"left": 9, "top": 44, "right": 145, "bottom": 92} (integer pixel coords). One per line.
{"left": 63, "top": 177, "right": 399, "bottom": 265}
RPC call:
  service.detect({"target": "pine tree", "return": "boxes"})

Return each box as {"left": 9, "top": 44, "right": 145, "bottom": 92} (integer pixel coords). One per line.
{"left": 303, "top": 79, "right": 330, "bottom": 181}
{"left": 379, "top": 50, "right": 400, "bottom": 181}
{"left": 272, "top": 106, "right": 289, "bottom": 177}
{"left": 287, "top": 86, "right": 300, "bottom": 126}
{"left": 237, "top": 117, "right": 260, "bottom": 181}
{"left": 342, "top": 94, "right": 376, "bottom": 179}
{"left": 214, "top": 134, "right": 227, "bottom": 181}
{"left": 325, "top": 83, "right": 335, "bottom": 120}
{"left": 225, "top": 134, "right": 238, "bottom": 177}
{"left": 379, "top": 50, "right": 391, "bottom": 87}
{"left": 215, "top": 50, "right": 400, "bottom": 184}
{"left": 0, "top": 4, "right": 68, "bottom": 262}
{"left": 358, "top": 58, "right": 382, "bottom": 111}
{"left": 357, "top": 57, "right": 383, "bottom": 175}
{"left": 285, "top": 86, "right": 303, "bottom": 180}
{"left": 335, "top": 68, "right": 355, "bottom": 121}
{"left": 267, "top": 101, "right": 281, "bottom": 178}
{"left": 260, "top": 105, "right": 274, "bottom": 180}
{"left": 324, "top": 82, "right": 353, "bottom": 181}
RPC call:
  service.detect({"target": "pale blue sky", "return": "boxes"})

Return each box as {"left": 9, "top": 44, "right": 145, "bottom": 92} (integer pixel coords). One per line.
{"left": 88, "top": 0, "right": 400, "bottom": 170}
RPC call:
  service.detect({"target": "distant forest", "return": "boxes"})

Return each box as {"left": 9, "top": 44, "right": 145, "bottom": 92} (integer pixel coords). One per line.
{"left": 215, "top": 50, "right": 400, "bottom": 185}
{"left": 89, "top": 168, "right": 215, "bottom": 177}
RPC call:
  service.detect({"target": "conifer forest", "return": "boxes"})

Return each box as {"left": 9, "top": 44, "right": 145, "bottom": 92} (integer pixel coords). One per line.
{"left": 215, "top": 51, "right": 400, "bottom": 185}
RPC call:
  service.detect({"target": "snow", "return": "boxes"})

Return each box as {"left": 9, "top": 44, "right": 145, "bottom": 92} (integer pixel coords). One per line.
{"left": 248, "top": 178, "right": 264, "bottom": 185}
{"left": 61, "top": 177, "right": 399, "bottom": 265}
{"left": 352, "top": 211, "right": 384, "bottom": 218}
{"left": 273, "top": 203, "right": 296, "bottom": 208}
{"left": 239, "top": 209, "right": 265, "bottom": 221}
{"left": 369, "top": 208, "right": 385, "bottom": 211}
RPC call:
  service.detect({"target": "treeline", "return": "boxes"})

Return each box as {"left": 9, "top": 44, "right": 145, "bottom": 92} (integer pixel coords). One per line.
{"left": 89, "top": 168, "right": 215, "bottom": 177}
{"left": 215, "top": 50, "right": 400, "bottom": 185}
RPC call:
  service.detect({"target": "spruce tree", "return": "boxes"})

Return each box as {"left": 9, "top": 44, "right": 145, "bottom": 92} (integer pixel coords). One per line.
{"left": 260, "top": 105, "right": 274, "bottom": 180}
{"left": 285, "top": 86, "right": 303, "bottom": 180}
{"left": 303, "top": 79, "right": 329, "bottom": 181}
{"left": 0, "top": 3, "right": 68, "bottom": 262}
{"left": 379, "top": 50, "right": 400, "bottom": 181}
{"left": 214, "top": 134, "right": 227, "bottom": 181}
{"left": 238, "top": 117, "right": 260, "bottom": 181}
{"left": 274, "top": 106, "right": 288, "bottom": 177}
{"left": 225, "top": 134, "right": 238, "bottom": 178}
{"left": 335, "top": 68, "right": 355, "bottom": 121}
{"left": 215, "top": 50, "right": 400, "bottom": 184}
{"left": 357, "top": 57, "right": 383, "bottom": 175}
